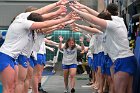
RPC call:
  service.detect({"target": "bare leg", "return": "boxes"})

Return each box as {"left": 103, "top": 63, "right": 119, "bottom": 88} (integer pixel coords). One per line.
{"left": 69, "top": 68, "right": 77, "bottom": 89}
{"left": 24, "top": 65, "right": 33, "bottom": 93}
{"left": 114, "top": 71, "right": 130, "bottom": 93}
{"left": 63, "top": 69, "right": 69, "bottom": 89}
{"left": 15, "top": 65, "right": 27, "bottom": 93}
{"left": 32, "top": 64, "right": 42, "bottom": 93}
{"left": 1, "top": 65, "right": 15, "bottom": 93}
{"left": 127, "top": 76, "right": 133, "bottom": 93}
{"left": 98, "top": 67, "right": 104, "bottom": 93}
{"left": 106, "top": 75, "right": 114, "bottom": 93}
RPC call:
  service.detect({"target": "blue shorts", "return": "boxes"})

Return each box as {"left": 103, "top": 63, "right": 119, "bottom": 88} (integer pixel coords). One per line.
{"left": 42, "top": 54, "right": 47, "bottom": 66}
{"left": 34, "top": 54, "right": 45, "bottom": 66}
{"left": 114, "top": 56, "right": 137, "bottom": 76}
{"left": 17, "top": 55, "right": 28, "bottom": 68}
{"left": 28, "top": 56, "right": 35, "bottom": 68}
{"left": 0, "top": 52, "right": 15, "bottom": 72}
{"left": 62, "top": 64, "right": 77, "bottom": 69}
{"left": 14, "top": 61, "right": 18, "bottom": 65}
{"left": 102, "top": 55, "right": 113, "bottom": 76}
{"left": 92, "top": 54, "right": 98, "bottom": 71}
{"left": 88, "top": 57, "right": 93, "bottom": 67}
{"left": 97, "top": 52, "right": 104, "bottom": 67}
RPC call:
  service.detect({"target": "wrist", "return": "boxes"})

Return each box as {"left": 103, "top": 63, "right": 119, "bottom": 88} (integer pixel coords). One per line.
{"left": 56, "top": 2, "right": 59, "bottom": 6}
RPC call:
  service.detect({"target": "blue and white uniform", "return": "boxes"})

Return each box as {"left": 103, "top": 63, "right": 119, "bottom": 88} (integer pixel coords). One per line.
{"left": 34, "top": 39, "right": 46, "bottom": 66}
{"left": 87, "top": 35, "right": 95, "bottom": 68}
{"left": 30, "top": 34, "right": 45, "bottom": 67}
{"left": 105, "top": 16, "right": 137, "bottom": 75}
{"left": 62, "top": 45, "right": 83, "bottom": 69}
{"left": 0, "top": 12, "right": 34, "bottom": 71}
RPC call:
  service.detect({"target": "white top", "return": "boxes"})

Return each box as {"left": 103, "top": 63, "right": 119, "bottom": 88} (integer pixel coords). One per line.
{"left": 38, "top": 40, "right": 46, "bottom": 54}
{"left": 21, "top": 32, "right": 35, "bottom": 58}
{"left": 32, "top": 33, "right": 45, "bottom": 52}
{"left": 28, "top": 34, "right": 44, "bottom": 60}
{"left": 94, "top": 34, "right": 104, "bottom": 54}
{"left": 62, "top": 47, "right": 78, "bottom": 65}
{"left": 62, "top": 45, "right": 82, "bottom": 65}
{"left": 0, "top": 12, "right": 34, "bottom": 59}
{"left": 106, "top": 16, "right": 133, "bottom": 62}
{"left": 87, "top": 35, "right": 95, "bottom": 58}
{"left": 102, "top": 32, "right": 108, "bottom": 55}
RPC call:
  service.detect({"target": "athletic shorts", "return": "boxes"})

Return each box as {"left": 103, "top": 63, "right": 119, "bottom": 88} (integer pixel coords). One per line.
{"left": 14, "top": 61, "right": 18, "bottom": 65}
{"left": 97, "top": 52, "right": 104, "bottom": 67}
{"left": 34, "top": 54, "right": 45, "bottom": 66}
{"left": 0, "top": 52, "right": 15, "bottom": 72}
{"left": 102, "top": 55, "right": 113, "bottom": 76}
{"left": 28, "top": 56, "right": 35, "bottom": 68}
{"left": 42, "top": 54, "right": 47, "bottom": 66}
{"left": 88, "top": 57, "right": 93, "bottom": 67}
{"left": 92, "top": 54, "right": 98, "bottom": 71}
{"left": 62, "top": 64, "right": 77, "bottom": 69}
{"left": 17, "top": 55, "right": 28, "bottom": 68}
{"left": 114, "top": 56, "right": 137, "bottom": 76}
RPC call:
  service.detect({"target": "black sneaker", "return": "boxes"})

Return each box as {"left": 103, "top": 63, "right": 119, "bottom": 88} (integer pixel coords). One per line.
{"left": 71, "top": 88, "right": 75, "bottom": 93}
{"left": 38, "top": 88, "right": 48, "bottom": 93}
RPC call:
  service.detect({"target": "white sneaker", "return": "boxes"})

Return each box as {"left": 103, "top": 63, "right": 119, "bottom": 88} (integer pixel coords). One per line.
{"left": 64, "top": 87, "right": 69, "bottom": 93}
{"left": 64, "top": 89, "right": 68, "bottom": 93}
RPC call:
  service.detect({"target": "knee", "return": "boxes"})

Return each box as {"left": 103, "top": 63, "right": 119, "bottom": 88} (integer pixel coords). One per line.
{"left": 70, "top": 74, "right": 75, "bottom": 79}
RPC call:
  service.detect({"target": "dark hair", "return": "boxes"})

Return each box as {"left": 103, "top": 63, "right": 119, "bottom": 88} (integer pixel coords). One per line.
{"left": 65, "top": 37, "right": 76, "bottom": 50}
{"left": 97, "top": 11, "right": 112, "bottom": 20}
{"left": 27, "top": 13, "right": 43, "bottom": 42}
{"left": 27, "top": 13, "right": 43, "bottom": 22}
{"left": 107, "top": 3, "right": 118, "bottom": 16}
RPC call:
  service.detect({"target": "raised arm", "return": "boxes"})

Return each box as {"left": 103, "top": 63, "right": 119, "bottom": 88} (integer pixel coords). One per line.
{"left": 58, "top": 36, "right": 64, "bottom": 50}
{"left": 73, "top": 1, "right": 99, "bottom": 16}
{"left": 32, "top": 0, "right": 69, "bottom": 14}
{"left": 76, "top": 36, "right": 85, "bottom": 51}
{"left": 70, "top": 6, "right": 107, "bottom": 29}
{"left": 42, "top": 5, "right": 67, "bottom": 20}
{"left": 74, "top": 23, "right": 103, "bottom": 33}
{"left": 30, "top": 12, "right": 71, "bottom": 30}
{"left": 44, "top": 38, "right": 59, "bottom": 47}
{"left": 45, "top": 45, "right": 55, "bottom": 52}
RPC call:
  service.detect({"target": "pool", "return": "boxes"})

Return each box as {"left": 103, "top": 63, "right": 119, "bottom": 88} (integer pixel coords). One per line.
{"left": 0, "top": 82, "right": 2, "bottom": 93}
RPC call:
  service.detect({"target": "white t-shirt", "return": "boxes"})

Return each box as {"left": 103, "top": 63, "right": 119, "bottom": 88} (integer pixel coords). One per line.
{"left": 62, "top": 44, "right": 83, "bottom": 65}
{"left": 0, "top": 12, "right": 34, "bottom": 59}
{"left": 32, "top": 33, "right": 45, "bottom": 53}
{"left": 38, "top": 40, "right": 46, "bottom": 54}
{"left": 102, "top": 32, "right": 108, "bottom": 55}
{"left": 62, "top": 47, "right": 78, "bottom": 65}
{"left": 87, "top": 35, "right": 95, "bottom": 58}
{"left": 30, "top": 33, "right": 45, "bottom": 59}
{"left": 94, "top": 34, "right": 104, "bottom": 54}
{"left": 106, "top": 16, "right": 133, "bottom": 62}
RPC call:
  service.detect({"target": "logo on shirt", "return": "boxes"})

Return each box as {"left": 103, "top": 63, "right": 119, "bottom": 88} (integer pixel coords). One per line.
{"left": 66, "top": 50, "right": 75, "bottom": 55}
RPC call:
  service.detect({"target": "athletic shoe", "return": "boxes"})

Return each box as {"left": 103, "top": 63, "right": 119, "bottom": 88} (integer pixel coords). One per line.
{"left": 38, "top": 88, "right": 48, "bottom": 93}
{"left": 64, "top": 89, "right": 69, "bottom": 93}
{"left": 71, "top": 88, "right": 75, "bottom": 93}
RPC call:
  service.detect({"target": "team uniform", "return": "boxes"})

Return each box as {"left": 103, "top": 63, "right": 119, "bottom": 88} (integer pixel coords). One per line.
{"left": 105, "top": 16, "right": 137, "bottom": 75}
{"left": 92, "top": 34, "right": 104, "bottom": 72}
{"left": 87, "top": 35, "right": 95, "bottom": 68}
{"left": 62, "top": 45, "right": 83, "bottom": 69}
{"left": 0, "top": 12, "right": 34, "bottom": 71}
{"left": 35, "top": 40, "right": 46, "bottom": 66}
{"left": 102, "top": 32, "right": 113, "bottom": 76}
